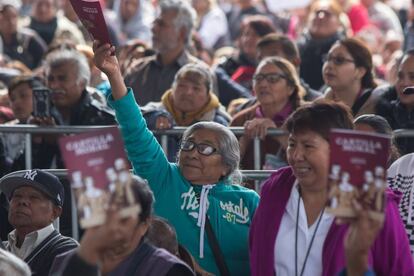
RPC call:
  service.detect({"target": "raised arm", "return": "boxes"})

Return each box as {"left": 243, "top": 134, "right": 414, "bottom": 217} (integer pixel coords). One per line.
{"left": 92, "top": 42, "right": 126, "bottom": 100}
{"left": 92, "top": 41, "right": 172, "bottom": 195}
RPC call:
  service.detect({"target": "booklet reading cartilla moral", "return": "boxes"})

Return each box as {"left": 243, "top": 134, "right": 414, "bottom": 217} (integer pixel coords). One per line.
{"left": 326, "top": 129, "right": 390, "bottom": 220}
{"left": 59, "top": 127, "right": 140, "bottom": 228}
{"left": 69, "top": 0, "right": 112, "bottom": 45}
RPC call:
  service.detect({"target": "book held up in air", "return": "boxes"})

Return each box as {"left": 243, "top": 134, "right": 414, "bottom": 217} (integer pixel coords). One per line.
{"left": 69, "top": 0, "right": 112, "bottom": 45}
{"left": 326, "top": 129, "right": 390, "bottom": 220}
{"left": 59, "top": 127, "right": 140, "bottom": 228}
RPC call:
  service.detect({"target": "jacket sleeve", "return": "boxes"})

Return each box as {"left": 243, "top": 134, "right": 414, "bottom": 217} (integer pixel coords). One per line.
{"left": 107, "top": 89, "right": 173, "bottom": 196}
{"left": 56, "top": 251, "right": 100, "bottom": 276}
{"left": 371, "top": 190, "right": 414, "bottom": 275}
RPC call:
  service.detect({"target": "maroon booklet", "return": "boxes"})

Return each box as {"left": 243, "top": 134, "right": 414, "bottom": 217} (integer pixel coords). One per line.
{"left": 69, "top": 0, "right": 112, "bottom": 45}
{"left": 326, "top": 129, "right": 390, "bottom": 220}
{"left": 59, "top": 127, "right": 140, "bottom": 228}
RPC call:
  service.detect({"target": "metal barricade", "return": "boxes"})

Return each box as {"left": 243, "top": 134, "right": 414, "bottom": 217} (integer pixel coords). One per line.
{"left": 0, "top": 125, "right": 287, "bottom": 170}
{"left": 1, "top": 124, "right": 414, "bottom": 171}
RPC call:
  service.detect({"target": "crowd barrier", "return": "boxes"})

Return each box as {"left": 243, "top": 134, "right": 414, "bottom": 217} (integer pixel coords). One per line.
{"left": 1, "top": 124, "right": 414, "bottom": 171}
{"left": 0, "top": 125, "right": 287, "bottom": 170}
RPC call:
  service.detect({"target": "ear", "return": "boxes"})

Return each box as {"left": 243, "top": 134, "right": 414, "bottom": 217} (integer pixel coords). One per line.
{"left": 222, "top": 165, "right": 230, "bottom": 178}
{"left": 138, "top": 218, "right": 151, "bottom": 236}
{"left": 52, "top": 206, "right": 62, "bottom": 221}
{"left": 292, "top": 57, "right": 301, "bottom": 68}
{"left": 355, "top": 66, "right": 367, "bottom": 80}
{"left": 179, "top": 27, "right": 187, "bottom": 44}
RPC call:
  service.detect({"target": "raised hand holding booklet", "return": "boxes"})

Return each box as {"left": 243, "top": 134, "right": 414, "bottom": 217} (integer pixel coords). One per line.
{"left": 59, "top": 127, "right": 140, "bottom": 228}
{"left": 69, "top": 0, "right": 112, "bottom": 45}
{"left": 326, "top": 129, "right": 390, "bottom": 220}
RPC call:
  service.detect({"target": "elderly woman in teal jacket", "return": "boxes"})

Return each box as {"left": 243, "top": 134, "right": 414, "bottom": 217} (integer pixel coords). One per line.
{"left": 92, "top": 42, "right": 259, "bottom": 275}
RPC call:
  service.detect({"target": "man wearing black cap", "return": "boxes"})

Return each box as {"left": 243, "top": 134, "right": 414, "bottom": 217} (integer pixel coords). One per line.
{"left": 0, "top": 169, "right": 78, "bottom": 276}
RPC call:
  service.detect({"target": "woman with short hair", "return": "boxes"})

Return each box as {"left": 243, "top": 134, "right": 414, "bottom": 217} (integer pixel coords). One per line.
{"left": 249, "top": 100, "right": 414, "bottom": 275}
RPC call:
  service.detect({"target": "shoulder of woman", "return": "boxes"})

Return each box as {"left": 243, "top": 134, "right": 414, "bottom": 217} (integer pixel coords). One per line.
{"left": 260, "top": 166, "right": 295, "bottom": 195}
{"left": 230, "top": 103, "right": 259, "bottom": 126}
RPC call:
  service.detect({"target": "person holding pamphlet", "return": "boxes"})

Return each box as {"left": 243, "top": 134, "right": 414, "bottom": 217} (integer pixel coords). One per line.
{"left": 92, "top": 40, "right": 259, "bottom": 276}
{"left": 51, "top": 175, "right": 194, "bottom": 276}
{"left": 249, "top": 100, "right": 414, "bottom": 276}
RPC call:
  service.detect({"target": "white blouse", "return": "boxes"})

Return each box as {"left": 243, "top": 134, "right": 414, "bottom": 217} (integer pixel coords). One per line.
{"left": 274, "top": 182, "right": 334, "bottom": 276}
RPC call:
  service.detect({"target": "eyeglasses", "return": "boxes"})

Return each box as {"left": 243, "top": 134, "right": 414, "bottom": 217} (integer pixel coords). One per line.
{"left": 322, "top": 54, "right": 355, "bottom": 66}
{"left": 253, "top": 73, "right": 288, "bottom": 84}
{"left": 314, "top": 9, "right": 334, "bottom": 18}
{"left": 180, "top": 140, "right": 220, "bottom": 156}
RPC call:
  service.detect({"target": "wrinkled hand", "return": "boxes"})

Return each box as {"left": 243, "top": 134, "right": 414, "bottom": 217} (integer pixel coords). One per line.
{"left": 92, "top": 40, "right": 119, "bottom": 77}
{"left": 77, "top": 207, "right": 138, "bottom": 265}
{"left": 339, "top": 200, "right": 384, "bottom": 275}
{"left": 243, "top": 118, "right": 277, "bottom": 140}
{"left": 155, "top": 116, "right": 172, "bottom": 130}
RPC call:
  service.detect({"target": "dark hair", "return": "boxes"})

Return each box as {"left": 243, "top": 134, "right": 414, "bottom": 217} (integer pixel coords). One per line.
{"left": 130, "top": 175, "right": 154, "bottom": 222}
{"left": 338, "top": 38, "right": 377, "bottom": 89}
{"left": 255, "top": 56, "right": 304, "bottom": 110}
{"left": 257, "top": 33, "right": 299, "bottom": 62}
{"left": 353, "top": 114, "right": 400, "bottom": 165}
{"left": 147, "top": 216, "right": 179, "bottom": 255}
{"left": 8, "top": 75, "right": 34, "bottom": 93}
{"left": 241, "top": 15, "right": 276, "bottom": 37}
{"left": 285, "top": 99, "right": 354, "bottom": 140}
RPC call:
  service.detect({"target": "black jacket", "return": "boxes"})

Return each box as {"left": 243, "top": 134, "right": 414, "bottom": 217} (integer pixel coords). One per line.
{"left": 376, "top": 97, "right": 414, "bottom": 155}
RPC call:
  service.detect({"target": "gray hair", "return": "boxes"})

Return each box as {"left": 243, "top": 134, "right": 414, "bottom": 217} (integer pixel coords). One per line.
{"left": 159, "top": 0, "right": 196, "bottom": 46}
{"left": 172, "top": 63, "right": 213, "bottom": 93}
{"left": 45, "top": 49, "right": 91, "bottom": 87}
{"left": 0, "top": 248, "right": 31, "bottom": 276}
{"left": 179, "top": 121, "right": 242, "bottom": 184}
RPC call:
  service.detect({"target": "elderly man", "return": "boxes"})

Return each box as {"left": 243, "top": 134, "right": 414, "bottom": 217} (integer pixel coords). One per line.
{"left": 0, "top": 169, "right": 78, "bottom": 276}
{"left": 141, "top": 63, "right": 230, "bottom": 160}
{"left": 124, "top": 0, "right": 202, "bottom": 105}
{"left": 11, "top": 49, "right": 115, "bottom": 171}
{"left": 45, "top": 49, "right": 115, "bottom": 125}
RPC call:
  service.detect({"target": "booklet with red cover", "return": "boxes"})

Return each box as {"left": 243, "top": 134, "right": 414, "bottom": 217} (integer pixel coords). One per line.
{"left": 69, "top": 0, "right": 112, "bottom": 45}
{"left": 59, "top": 127, "right": 140, "bottom": 228}
{"left": 326, "top": 129, "right": 390, "bottom": 220}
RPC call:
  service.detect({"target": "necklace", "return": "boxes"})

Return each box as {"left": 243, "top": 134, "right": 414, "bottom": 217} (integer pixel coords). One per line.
{"left": 294, "top": 191, "right": 325, "bottom": 276}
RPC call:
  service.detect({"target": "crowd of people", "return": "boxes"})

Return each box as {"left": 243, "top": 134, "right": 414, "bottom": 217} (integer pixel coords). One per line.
{"left": 0, "top": 0, "right": 414, "bottom": 275}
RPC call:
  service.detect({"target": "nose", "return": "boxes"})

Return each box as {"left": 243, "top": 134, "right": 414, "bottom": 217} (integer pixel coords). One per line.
{"left": 47, "top": 76, "right": 58, "bottom": 90}
{"left": 291, "top": 146, "right": 305, "bottom": 161}
{"left": 14, "top": 196, "right": 30, "bottom": 207}
{"left": 400, "top": 77, "right": 412, "bottom": 89}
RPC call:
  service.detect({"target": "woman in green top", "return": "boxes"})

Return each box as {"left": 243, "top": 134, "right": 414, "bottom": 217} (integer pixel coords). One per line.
{"left": 92, "top": 41, "right": 259, "bottom": 275}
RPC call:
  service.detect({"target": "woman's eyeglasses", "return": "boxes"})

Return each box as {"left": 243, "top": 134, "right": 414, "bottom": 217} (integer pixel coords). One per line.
{"left": 322, "top": 54, "right": 355, "bottom": 66}
{"left": 252, "top": 73, "right": 288, "bottom": 84}
{"left": 180, "top": 140, "right": 220, "bottom": 156}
